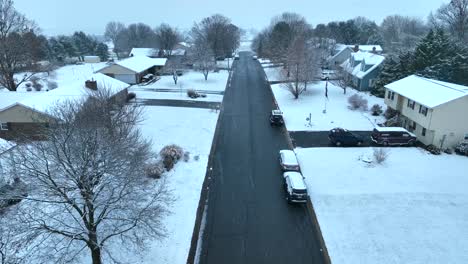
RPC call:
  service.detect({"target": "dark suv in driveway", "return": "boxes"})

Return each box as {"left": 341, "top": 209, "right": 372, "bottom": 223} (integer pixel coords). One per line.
{"left": 371, "top": 127, "right": 417, "bottom": 146}
{"left": 328, "top": 128, "right": 364, "bottom": 146}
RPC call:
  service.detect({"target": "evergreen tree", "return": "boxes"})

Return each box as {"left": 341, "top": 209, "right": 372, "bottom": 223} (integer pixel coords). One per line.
{"left": 372, "top": 29, "right": 468, "bottom": 97}
{"left": 95, "top": 43, "right": 109, "bottom": 61}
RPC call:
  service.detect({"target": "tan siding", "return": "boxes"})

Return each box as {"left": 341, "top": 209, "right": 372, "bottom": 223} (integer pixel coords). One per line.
{"left": 97, "top": 64, "right": 136, "bottom": 75}
{"left": 0, "top": 105, "right": 49, "bottom": 123}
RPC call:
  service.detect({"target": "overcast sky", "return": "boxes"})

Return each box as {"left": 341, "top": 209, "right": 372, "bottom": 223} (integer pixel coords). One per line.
{"left": 15, "top": 0, "right": 448, "bottom": 36}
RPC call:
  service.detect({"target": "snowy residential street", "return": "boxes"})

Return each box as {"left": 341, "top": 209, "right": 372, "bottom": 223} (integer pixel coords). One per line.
{"left": 2, "top": 1, "right": 468, "bottom": 263}
{"left": 296, "top": 147, "right": 468, "bottom": 264}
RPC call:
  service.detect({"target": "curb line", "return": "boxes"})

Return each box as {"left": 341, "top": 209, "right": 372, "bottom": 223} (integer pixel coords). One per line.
{"left": 264, "top": 69, "right": 332, "bottom": 264}
{"left": 186, "top": 67, "right": 233, "bottom": 264}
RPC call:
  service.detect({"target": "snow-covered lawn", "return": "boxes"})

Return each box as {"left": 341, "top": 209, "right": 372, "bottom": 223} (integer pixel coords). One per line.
{"left": 13, "top": 62, "right": 108, "bottom": 92}
{"left": 123, "top": 106, "right": 218, "bottom": 264}
{"left": 296, "top": 147, "right": 468, "bottom": 264}
{"left": 271, "top": 81, "right": 386, "bottom": 131}
{"left": 130, "top": 70, "right": 228, "bottom": 103}
{"left": 264, "top": 66, "right": 284, "bottom": 82}
{"left": 137, "top": 71, "right": 229, "bottom": 93}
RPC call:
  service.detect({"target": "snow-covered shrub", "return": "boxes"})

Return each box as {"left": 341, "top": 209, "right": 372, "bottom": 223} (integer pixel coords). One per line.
{"left": 371, "top": 104, "right": 383, "bottom": 116}
{"left": 187, "top": 89, "right": 199, "bottom": 99}
{"left": 127, "top": 92, "right": 136, "bottom": 101}
{"left": 47, "top": 81, "right": 58, "bottom": 90}
{"left": 26, "top": 87, "right": 32, "bottom": 92}
{"left": 348, "top": 94, "right": 368, "bottom": 111}
{"left": 25, "top": 83, "right": 32, "bottom": 88}
{"left": 30, "top": 76, "right": 43, "bottom": 91}
{"left": 183, "top": 151, "right": 190, "bottom": 162}
{"left": 373, "top": 148, "right": 389, "bottom": 164}
{"left": 160, "top": 144, "right": 184, "bottom": 170}
{"left": 384, "top": 107, "right": 399, "bottom": 120}
{"left": 194, "top": 155, "right": 200, "bottom": 161}
{"left": 145, "top": 161, "right": 165, "bottom": 179}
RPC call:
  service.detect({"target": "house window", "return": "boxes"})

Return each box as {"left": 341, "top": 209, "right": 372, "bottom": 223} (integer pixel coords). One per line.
{"left": 369, "top": 79, "right": 375, "bottom": 87}
{"left": 387, "top": 91, "right": 395, "bottom": 100}
{"left": 419, "top": 105, "right": 428, "bottom": 116}
{"left": 407, "top": 99, "right": 415, "bottom": 110}
{"left": 422, "top": 128, "right": 426, "bottom": 136}
{"left": 0, "top": 123, "right": 8, "bottom": 131}
{"left": 387, "top": 90, "right": 391, "bottom": 99}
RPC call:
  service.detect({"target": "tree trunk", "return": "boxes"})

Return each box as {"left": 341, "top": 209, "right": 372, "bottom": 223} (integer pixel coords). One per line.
{"left": 88, "top": 230, "right": 102, "bottom": 264}
{"left": 203, "top": 71, "right": 208, "bottom": 81}
{"left": 90, "top": 246, "right": 102, "bottom": 264}
{"left": 5, "top": 72, "right": 17, "bottom": 91}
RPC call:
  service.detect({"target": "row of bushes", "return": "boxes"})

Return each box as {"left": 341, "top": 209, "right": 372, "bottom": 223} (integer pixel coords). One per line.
{"left": 348, "top": 94, "right": 384, "bottom": 116}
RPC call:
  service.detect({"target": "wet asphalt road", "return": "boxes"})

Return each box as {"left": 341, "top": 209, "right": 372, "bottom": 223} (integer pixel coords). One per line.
{"left": 199, "top": 52, "right": 326, "bottom": 264}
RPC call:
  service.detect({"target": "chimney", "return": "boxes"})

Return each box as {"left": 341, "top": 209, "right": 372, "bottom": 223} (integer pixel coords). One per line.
{"left": 371, "top": 46, "right": 377, "bottom": 54}
{"left": 353, "top": 45, "right": 359, "bottom": 52}
{"left": 85, "top": 80, "right": 97, "bottom": 90}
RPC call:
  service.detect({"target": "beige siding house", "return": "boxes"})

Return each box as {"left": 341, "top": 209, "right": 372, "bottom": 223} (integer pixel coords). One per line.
{"left": 385, "top": 75, "right": 468, "bottom": 149}
{"left": 97, "top": 56, "right": 167, "bottom": 84}
{"left": 0, "top": 73, "right": 129, "bottom": 140}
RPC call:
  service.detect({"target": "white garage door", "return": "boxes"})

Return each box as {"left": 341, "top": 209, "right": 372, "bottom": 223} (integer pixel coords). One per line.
{"left": 115, "top": 74, "right": 137, "bottom": 84}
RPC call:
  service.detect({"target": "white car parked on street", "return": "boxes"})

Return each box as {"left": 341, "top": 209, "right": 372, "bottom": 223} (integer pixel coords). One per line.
{"left": 279, "top": 150, "right": 300, "bottom": 171}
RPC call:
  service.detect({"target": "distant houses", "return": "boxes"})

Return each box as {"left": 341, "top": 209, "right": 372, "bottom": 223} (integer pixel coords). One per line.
{"left": 327, "top": 44, "right": 383, "bottom": 69}
{"left": 96, "top": 56, "right": 167, "bottom": 84}
{"left": 384, "top": 75, "right": 468, "bottom": 148}
{"left": 341, "top": 51, "right": 385, "bottom": 91}
{"left": 0, "top": 73, "right": 129, "bottom": 140}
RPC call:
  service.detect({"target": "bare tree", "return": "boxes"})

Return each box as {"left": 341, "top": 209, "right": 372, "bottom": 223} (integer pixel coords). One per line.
{"left": 7, "top": 90, "right": 171, "bottom": 264}
{"left": 104, "top": 21, "right": 125, "bottom": 44}
{"left": 114, "top": 23, "right": 158, "bottom": 56}
{"left": 436, "top": 0, "right": 468, "bottom": 41}
{"left": 0, "top": 0, "right": 41, "bottom": 91}
{"left": 154, "top": 23, "right": 181, "bottom": 56}
{"left": 191, "top": 15, "right": 240, "bottom": 59}
{"left": 335, "top": 67, "right": 352, "bottom": 94}
{"left": 380, "top": 15, "right": 427, "bottom": 51}
{"left": 191, "top": 37, "right": 215, "bottom": 81}
{"left": 282, "top": 36, "right": 318, "bottom": 98}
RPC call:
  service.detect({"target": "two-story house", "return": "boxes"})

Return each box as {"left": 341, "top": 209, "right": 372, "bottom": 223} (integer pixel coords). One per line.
{"left": 341, "top": 51, "right": 385, "bottom": 91}
{"left": 384, "top": 75, "right": 468, "bottom": 149}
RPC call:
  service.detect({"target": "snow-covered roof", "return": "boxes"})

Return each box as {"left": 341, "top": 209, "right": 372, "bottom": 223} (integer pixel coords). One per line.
{"left": 342, "top": 52, "right": 385, "bottom": 79}
{"left": 129, "top": 48, "right": 156, "bottom": 57}
{"left": 115, "top": 56, "right": 167, "bottom": 73}
{"left": 374, "top": 127, "right": 411, "bottom": 132}
{"left": 284, "top": 172, "right": 307, "bottom": 190}
{"left": 347, "top": 45, "right": 383, "bottom": 52}
{"left": 280, "top": 150, "right": 299, "bottom": 166}
{"left": 0, "top": 92, "right": 35, "bottom": 112}
{"left": 9, "top": 73, "right": 129, "bottom": 115}
{"left": 178, "top": 42, "right": 191, "bottom": 48}
{"left": 385, "top": 75, "right": 468, "bottom": 108}
{"left": 329, "top": 46, "right": 352, "bottom": 62}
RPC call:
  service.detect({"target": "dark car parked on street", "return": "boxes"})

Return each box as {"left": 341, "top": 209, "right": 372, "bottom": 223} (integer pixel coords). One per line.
{"left": 270, "top": 110, "right": 284, "bottom": 126}
{"left": 328, "top": 128, "right": 364, "bottom": 146}
{"left": 371, "top": 127, "right": 417, "bottom": 146}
